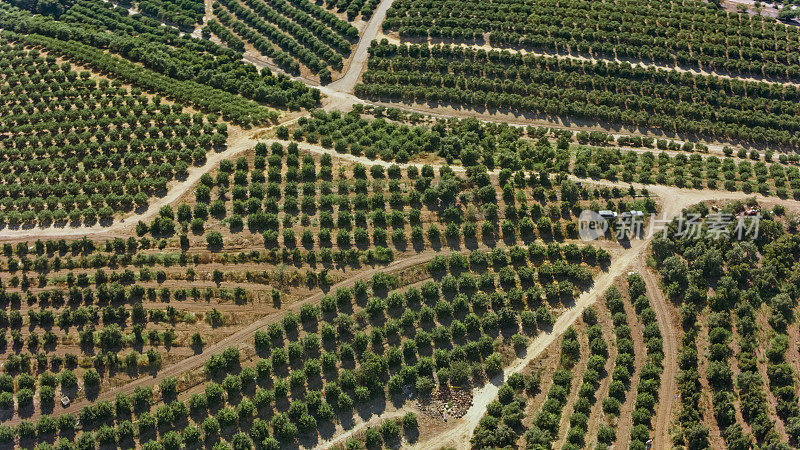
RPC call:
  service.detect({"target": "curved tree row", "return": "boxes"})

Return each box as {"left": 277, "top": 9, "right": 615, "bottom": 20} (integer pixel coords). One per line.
{"left": 653, "top": 201, "right": 799, "bottom": 447}
{"left": 0, "top": 0, "right": 320, "bottom": 113}
{"left": 204, "top": 18, "right": 246, "bottom": 53}
{"left": 213, "top": 0, "right": 333, "bottom": 75}
{"left": 285, "top": 0, "right": 358, "bottom": 41}
{"left": 137, "top": 0, "right": 204, "bottom": 28}
{"left": 0, "top": 42, "right": 232, "bottom": 225}
{"left": 265, "top": 0, "right": 353, "bottom": 55}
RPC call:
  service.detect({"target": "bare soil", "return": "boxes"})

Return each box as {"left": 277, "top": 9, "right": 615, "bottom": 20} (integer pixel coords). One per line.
{"left": 755, "top": 306, "right": 789, "bottom": 441}
{"left": 583, "top": 298, "right": 619, "bottom": 448}
{"left": 552, "top": 321, "right": 590, "bottom": 449}
{"left": 642, "top": 267, "right": 680, "bottom": 447}
{"left": 611, "top": 277, "right": 647, "bottom": 450}
{"left": 696, "top": 309, "right": 727, "bottom": 448}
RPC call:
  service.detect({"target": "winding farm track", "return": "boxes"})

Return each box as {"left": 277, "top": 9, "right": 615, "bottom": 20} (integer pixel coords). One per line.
{"left": 642, "top": 266, "right": 679, "bottom": 448}
{"left": 0, "top": 132, "right": 784, "bottom": 242}
{"left": 21, "top": 249, "right": 453, "bottom": 422}
{"left": 408, "top": 239, "right": 649, "bottom": 449}
{"left": 327, "top": 0, "right": 395, "bottom": 93}
{"left": 320, "top": 237, "right": 648, "bottom": 450}
{"left": 6, "top": 0, "right": 800, "bottom": 444}
{"left": 312, "top": 180, "right": 800, "bottom": 448}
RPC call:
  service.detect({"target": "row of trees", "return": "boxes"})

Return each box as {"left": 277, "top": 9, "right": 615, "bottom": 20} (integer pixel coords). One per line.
{"left": 575, "top": 146, "right": 800, "bottom": 198}
{"left": 2, "top": 0, "right": 319, "bottom": 116}
{"left": 561, "top": 307, "right": 611, "bottom": 449}
{"left": 625, "top": 274, "right": 666, "bottom": 449}
{"left": 0, "top": 237, "right": 603, "bottom": 446}
{"left": 204, "top": 19, "right": 246, "bottom": 52}
{"left": 2, "top": 32, "right": 277, "bottom": 126}
{"left": 265, "top": 0, "right": 353, "bottom": 55}
{"left": 524, "top": 327, "right": 577, "bottom": 448}
{"left": 705, "top": 309, "right": 754, "bottom": 448}
{"left": 735, "top": 300, "right": 778, "bottom": 444}
{"left": 137, "top": 0, "right": 204, "bottom": 28}
{"left": 286, "top": 0, "right": 359, "bottom": 40}
{"left": 359, "top": 43, "right": 800, "bottom": 148}
{"left": 292, "top": 108, "right": 555, "bottom": 167}
{"left": 211, "top": 1, "right": 303, "bottom": 76}
{"left": 214, "top": 0, "right": 339, "bottom": 75}
{"left": 384, "top": 0, "right": 800, "bottom": 80}
{"left": 367, "top": 42, "right": 800, "bottom": 104}
{"left": 323, "top": 0, "right": 378, "bottom": 20}
{"left": 596, "top": 286, "right": 637, "bottom": 446}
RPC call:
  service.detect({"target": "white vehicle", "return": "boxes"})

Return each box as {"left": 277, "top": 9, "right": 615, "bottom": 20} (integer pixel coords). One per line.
{"left": 61, "top": 396, "right": 70, "bottom": 407}
{"left": 598, "top": 210, "right": 618, "bottom": 220}
{"left": 620, "top": 210, "right": 644, "bottom": 219}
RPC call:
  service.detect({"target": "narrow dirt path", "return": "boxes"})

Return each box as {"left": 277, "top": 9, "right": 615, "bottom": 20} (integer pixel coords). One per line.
{"left": 642, "top": 267, "right": 679, "bottom": 448}
{"left": 409, "top": 238, "right": 650, "bottom": 449}
{"left": 5, "top": 126, "right": 800, "bottom": 243}
{"left": 20, "top": 250, "right": 448, "bottom": 422}
{"left": 696, "top": 311, "right": 727, "bottom": 448}
{"left": 327, "top": 0, "right": 395, "bottom": 93}
{"left": 613, "top": 282, "right": 647, "bottom": 450}
{"left": 552, "top": 326, "right": 590, "bottom": 450}
{"left": 583, "top": 303, "right": 618, "bottom": 448}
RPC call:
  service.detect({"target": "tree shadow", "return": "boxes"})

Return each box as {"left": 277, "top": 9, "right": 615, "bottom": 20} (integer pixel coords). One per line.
{"left": 445, "top": 236, "right": 461, "bottom": 250}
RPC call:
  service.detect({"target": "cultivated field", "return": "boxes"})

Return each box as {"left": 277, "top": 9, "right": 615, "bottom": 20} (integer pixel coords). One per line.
{"left": 0, "top": 0, "right": 798, "bottom": 448}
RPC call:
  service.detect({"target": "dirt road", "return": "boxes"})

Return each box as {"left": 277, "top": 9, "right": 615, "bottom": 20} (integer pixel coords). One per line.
{"left": 23, "top": 250, "right": 453, "bottom": 421}
{"left": 412, "top": 238, "right": 648, "bottom": 449}
{"left": 310, "top": 177, "right": 800, "bottom": 448}
{"left": 0, "top": 117, "right": 298, "bottom": 242}
{"left": 327, "top": 0, "right": 395, "bottom": 93}
{"left": 641, "top": 266, "right": 678, "bottom": 448}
